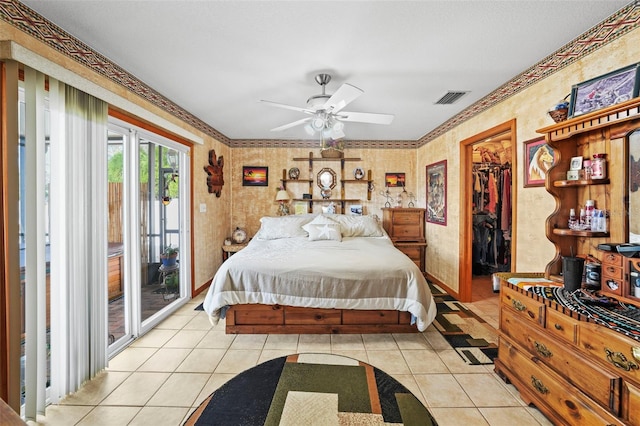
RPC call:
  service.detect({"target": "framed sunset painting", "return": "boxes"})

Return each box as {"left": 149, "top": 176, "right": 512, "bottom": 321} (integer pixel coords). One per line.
{"left": 242, "top": 166, "right": 268, "bottom": 186}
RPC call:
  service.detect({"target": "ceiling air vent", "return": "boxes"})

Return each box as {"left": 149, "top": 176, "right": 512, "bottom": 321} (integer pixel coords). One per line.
{"left": 434, "top": 91, "right": 468, "bottom": 105}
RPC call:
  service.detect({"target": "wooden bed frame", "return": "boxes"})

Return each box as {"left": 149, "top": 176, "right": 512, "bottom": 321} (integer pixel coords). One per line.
{"left": 225, "top": 304, "right": 418, "bottom": 334}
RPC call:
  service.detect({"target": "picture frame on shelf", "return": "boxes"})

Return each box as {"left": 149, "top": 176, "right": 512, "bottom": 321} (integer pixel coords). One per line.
{"left": 569, "top": 62, "right": 640, "bottom": 118}
{"left": 523, "top": 137, "right": 555, "bottom": 187}
{"left": 350, "top": 205, "right": 363, "bottom": 215}
{"left": 569, "top": 156, "right": 583, "bottom": 171}
{"left": 242, "top": 166, "right": 268, "bottom": 186}
{"left": 385, "top": 172, "right": 405, "bottom": 187}
{"left": 426, "top": 160, "right": 447, "bottom": 226}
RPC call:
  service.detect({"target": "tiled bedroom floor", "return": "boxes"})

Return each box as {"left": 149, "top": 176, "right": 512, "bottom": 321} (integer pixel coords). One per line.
{"left": 34, "top": 284, "right": 551, "bottom": 426}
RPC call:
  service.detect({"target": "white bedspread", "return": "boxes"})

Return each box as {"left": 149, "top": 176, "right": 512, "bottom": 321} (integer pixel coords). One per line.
{"left": 203, "top": 235, "right": 437, "bottom": 331}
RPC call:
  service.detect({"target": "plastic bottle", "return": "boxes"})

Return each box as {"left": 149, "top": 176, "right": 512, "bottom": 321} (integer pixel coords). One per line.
{"left": 580, "top": 208, "right": 586, "bottom": 226}
{"left": 591, "top": 209, "right": 600, "bottom": 231}
{"left": 599, "top": 210, "right": 607, "bottom": 232}
{"left": 585, "top": 200, "right": 595, "bottom": 227}
{"left": 568, "top": 208, "right": 577, "bottom": 229}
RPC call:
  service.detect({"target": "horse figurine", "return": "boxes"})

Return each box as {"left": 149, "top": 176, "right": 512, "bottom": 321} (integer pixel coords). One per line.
{"left": 204, "top": 149, "right": 224, "bottom": 197}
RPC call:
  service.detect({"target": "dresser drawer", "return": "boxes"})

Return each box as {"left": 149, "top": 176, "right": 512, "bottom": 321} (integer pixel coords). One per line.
{"left": 501, "top": 309, "right": 620, "bottom": 413}
{"left": 501, "top": 285, "right": 545, "bottom": 327}
{"left": 622, "top": 380, "right": 640, "bottom": 426}
{"left": 545, "top": 308, "right": 578, "bottom": 344}
{"left": 498, "top": 338, "right": 624, "bottom": 425}
{"left": 284, "top": 306, "right": 341, "bottom": 325}
{"left": 391, "top": 225, "right": 422, "bottom": 240}
{"left": 603, "top": 264, "right": 624, "bottom": 281}
{"left": 396, "top": 245, "right": 421, "bottom": 260}
{"left": 391, "top": 211, "right": 421, "bottom": 225}
{"left": 603, "top": 252, "right": 624, "bottom": 267}
{"left": 578, "top": 321, "right": 640, "bottom": 384}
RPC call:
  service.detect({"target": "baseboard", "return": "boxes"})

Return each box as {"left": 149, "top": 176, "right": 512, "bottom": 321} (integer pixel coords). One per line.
{"left": 424, "top": 272, "right": 460, "bottom": 300}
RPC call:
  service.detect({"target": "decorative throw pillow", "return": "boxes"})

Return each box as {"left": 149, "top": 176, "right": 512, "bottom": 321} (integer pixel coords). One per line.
{"left": 306, "top": 223, "right": 342, "bottom": 241}
{"left": 301, "top": 214, "right": 338, "bottom": 234}
{"left": 254, "top": 215, "right": 315, "bottom": 240}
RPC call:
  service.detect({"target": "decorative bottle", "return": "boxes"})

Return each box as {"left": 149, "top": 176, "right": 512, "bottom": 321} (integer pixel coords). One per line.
{"left": 591, "top": 154, "right": 607, "bottom": 179}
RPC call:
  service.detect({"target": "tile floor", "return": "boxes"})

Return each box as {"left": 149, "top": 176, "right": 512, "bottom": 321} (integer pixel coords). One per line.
{"left": 33, "top": 275, "right": 552, "bottom": 426}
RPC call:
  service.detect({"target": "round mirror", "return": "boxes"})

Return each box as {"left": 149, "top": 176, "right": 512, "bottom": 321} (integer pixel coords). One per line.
{"left": 317, "top": 168, "right": 337, "bottom": 190}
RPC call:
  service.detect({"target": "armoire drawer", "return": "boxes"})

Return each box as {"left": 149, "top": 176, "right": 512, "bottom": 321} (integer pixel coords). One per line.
{"left": 500, "top": 285, "right": 545, "bottom": 327}
{"left": 498, "top": 338, "right": 624, "bottom": 425}
{"left": 501, "top": 309, "right": 620, "bottom": 414}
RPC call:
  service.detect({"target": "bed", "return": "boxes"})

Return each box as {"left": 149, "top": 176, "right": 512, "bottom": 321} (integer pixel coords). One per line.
{"left": 203, "top": 214, "right": 437, "bottom": 334}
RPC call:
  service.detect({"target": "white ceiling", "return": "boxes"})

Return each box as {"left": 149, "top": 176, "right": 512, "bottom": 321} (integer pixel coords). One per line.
{"left": 21, "top": 0, "right": 631, "bottom": 142}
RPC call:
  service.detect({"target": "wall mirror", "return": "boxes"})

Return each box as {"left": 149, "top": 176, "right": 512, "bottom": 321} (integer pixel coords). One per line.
{"left": 317, "top": 167, "right": 337, "bottom": 189}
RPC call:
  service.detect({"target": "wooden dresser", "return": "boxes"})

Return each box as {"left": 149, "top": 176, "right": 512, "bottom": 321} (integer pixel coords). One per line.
{"left": 382, "top": 207, "right": 426, "bottom": 272}
{"left": 495, "top": 275, "right": 640, "bottom": 425}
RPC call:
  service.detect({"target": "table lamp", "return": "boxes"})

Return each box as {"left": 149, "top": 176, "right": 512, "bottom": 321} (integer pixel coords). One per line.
{"left": 275, "top": 189, "right": 290, "bottom": 216}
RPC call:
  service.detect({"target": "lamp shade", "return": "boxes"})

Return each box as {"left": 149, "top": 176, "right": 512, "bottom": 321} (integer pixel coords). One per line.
{"left": 275, "top": 189, "right": 290, "bottom": 202}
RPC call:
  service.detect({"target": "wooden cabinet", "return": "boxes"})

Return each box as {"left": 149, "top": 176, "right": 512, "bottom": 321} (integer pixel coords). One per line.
{"left": 382, "top": 208, "right": 426, "bottom": 271}
{"left": 495, "top": 276, "right": 640, "bottom": 425}
{"left": 281, "top": 152, "right": 372, "bottom": 214}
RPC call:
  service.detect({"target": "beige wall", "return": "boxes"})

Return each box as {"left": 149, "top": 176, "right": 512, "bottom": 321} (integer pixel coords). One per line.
{"left": 229, "top": 147, "right": 417, "bottom": 236}
{"left": 418, "top": 27, "right": 640, "bottom": 294}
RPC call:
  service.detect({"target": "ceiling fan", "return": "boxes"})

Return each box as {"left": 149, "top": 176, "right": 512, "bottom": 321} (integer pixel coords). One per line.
{"left": 260, "top": 73, "right": 394, "bottom": 139}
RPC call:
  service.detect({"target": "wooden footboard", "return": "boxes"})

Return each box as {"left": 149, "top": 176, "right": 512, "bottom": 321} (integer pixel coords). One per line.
{"left": 225, "top": 304, "right": 418, "bottom": 334}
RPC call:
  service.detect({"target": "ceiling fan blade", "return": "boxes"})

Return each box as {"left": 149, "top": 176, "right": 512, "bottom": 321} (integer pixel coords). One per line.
{"left": 270, "top": 117, "right": 311, "bottom": 132}
{"left": 322, "top": 83, "right": 363, "bottom": 113}
{"left": 336, "top": 111, "right": 394, "bottom": 125}
{"left": 260, "top": 100, "right": 315, "bottom": 114}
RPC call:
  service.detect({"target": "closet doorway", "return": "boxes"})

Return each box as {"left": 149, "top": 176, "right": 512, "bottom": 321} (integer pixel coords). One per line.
{"left": 459, "top": 120, "right": 517, "bottom": 302}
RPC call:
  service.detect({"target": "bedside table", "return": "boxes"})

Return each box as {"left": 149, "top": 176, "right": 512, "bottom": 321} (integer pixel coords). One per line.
{"left": 222, "top": 241, "right": 249, "bottom": 261}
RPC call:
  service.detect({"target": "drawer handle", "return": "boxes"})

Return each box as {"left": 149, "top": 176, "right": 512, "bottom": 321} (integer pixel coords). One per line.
{"left": 605, "top": 348, "right": 640, "bottom": 371}
{"left": 606, "top": 266, "right": 616, "bottom": 273}
{"left": 553, "top": 323, "right": 563, "bottom": 331}
{"left": 534, "top": 341, "right": 553, "bottom": 358}
{"left": 531, "top": 376, "right": 549, "bottom": 394}
{"left": 512, "top": 299, "right": 526, "bottom": 312}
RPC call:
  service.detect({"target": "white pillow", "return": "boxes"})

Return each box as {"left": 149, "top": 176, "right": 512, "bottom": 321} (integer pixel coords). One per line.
{"left": 255, "top": 215, "right": 315, "bottom": 240}
{"left": 301, "top": 214, "right": 338, "bottom": 234}
{"left": 306, "top": 223, "right": 342, "bottom": 241}
{"left": 331, "top": 214, "right": 384, "bottom": 237}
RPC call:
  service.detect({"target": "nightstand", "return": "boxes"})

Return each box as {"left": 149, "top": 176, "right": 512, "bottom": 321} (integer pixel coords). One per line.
{"left": 222, "top": 241, "right": 249, "bottom": 261}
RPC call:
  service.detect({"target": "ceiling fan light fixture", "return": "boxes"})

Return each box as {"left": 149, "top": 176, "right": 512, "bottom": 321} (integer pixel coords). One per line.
{"left": 304, "top": 123, "right": 316, "bottom": 136}
{"left": 311, "top": 116, "right": 326, "bottom": 131}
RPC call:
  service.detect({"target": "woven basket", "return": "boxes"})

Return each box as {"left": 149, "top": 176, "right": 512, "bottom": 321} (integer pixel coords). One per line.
{"left": 320, "top": 148, "right": 344, "bottom": 158}
{"left": 548, "top": 108, "right": 568, "bottom": 123}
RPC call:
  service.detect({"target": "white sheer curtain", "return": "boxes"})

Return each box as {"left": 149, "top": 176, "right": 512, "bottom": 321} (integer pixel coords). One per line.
{"left": 22, "top": 68, "right": 108, "bottom": 420}
{"left": 54, "top": 85, "right": 109, "bottom": 398}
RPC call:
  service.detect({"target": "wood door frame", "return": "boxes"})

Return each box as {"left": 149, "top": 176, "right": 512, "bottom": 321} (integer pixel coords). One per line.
{"left": 458, "top": 119, "right": 517, "bottom": 302}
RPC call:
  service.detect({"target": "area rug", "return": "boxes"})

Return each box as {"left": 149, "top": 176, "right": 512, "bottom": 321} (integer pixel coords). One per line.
{"left": 184, "top": 353, "right": 437, "bottom": 425}
{"left": 428, "top": 281, "right": 498, "bottom": 365}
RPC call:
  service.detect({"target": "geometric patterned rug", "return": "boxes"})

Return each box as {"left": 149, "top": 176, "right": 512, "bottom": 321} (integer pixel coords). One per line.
{"left": 428, "top": 282, "right": 498, "bottom": 365}
{"left": 184, "top": 353, "right": 438, "bottom": 425}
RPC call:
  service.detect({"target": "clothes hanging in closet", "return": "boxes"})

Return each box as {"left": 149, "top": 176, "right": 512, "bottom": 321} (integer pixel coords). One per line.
{"left": 472, "top": 163, "right": 512, "bottom": 274}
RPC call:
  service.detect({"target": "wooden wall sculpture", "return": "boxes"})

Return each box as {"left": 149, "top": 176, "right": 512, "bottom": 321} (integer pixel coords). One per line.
{"left": 204, "top": 149, "right": 224, "bottom": 197}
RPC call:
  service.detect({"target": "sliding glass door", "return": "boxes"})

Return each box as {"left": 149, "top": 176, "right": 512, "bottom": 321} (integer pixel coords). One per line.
{"left": 107, "top": 120, "right": 190, "bottom": 357}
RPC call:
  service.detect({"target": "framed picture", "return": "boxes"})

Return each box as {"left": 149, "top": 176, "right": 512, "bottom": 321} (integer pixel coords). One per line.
{"left": 569, "top": 63, "right": 640, "bottom": 118}
{"left": 385, "top": 172, "right": 405, "bottom": 187}
{"left": 350, "top": 204, "right": 363, "bottom": 215}
{"left": 569, "top": 156, "right": 583, "bottom": 171}
{"left": 426, "top": 160, "right": 447, "bottom": 225}
{"left": 242, "top": 166, "right": 268, "bottom": 186}
{"left": 523, "top": 137, "right": 555, "bottom": 188}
